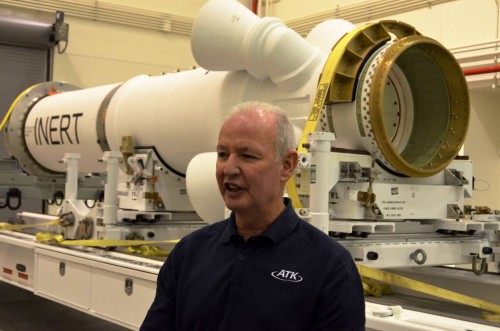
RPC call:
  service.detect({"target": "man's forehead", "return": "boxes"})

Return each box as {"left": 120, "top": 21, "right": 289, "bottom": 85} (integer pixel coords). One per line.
{"left": 217, "top": 139, "right": 262, "bottom": 151}
{"left": 225, "top": 109, "right": 276, "bottom": 127}
{"left": 220, "top": 118, "right": 272, "bottom": 138}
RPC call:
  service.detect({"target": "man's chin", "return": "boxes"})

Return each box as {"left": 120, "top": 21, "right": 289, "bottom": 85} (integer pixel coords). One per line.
{"left": 224, "top": 202, "right": 242, "bottom": 212}
{"left": 223, "top": 197, "right": 247, "bottom": 213}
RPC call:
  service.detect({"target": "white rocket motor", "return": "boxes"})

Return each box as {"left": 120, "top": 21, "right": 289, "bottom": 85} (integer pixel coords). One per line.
{"left": 5, "top": 0, "right": 468, "bottom": 221}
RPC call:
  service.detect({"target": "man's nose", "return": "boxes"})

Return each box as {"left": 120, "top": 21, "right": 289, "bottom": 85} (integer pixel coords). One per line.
{"left": 223, "top": 155, "right": 241, "bottom": 175}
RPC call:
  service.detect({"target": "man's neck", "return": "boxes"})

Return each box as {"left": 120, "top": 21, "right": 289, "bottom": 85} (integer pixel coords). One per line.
{"left": 235, "top": 202, "right": 285, "bottom": 241}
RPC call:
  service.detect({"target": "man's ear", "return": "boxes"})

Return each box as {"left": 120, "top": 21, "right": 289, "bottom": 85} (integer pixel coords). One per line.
{"left": 280, "top": 150, "right": 299, "bottom": 182}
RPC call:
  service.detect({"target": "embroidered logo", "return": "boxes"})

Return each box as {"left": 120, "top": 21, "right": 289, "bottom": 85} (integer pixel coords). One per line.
{"left": 271, "top": 269, "right": 303, "bottom": 282}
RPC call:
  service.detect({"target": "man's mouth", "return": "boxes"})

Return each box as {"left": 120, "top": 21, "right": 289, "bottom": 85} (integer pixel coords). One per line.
{"left": 225, "top": 183, "right": 242, "bottom": 192}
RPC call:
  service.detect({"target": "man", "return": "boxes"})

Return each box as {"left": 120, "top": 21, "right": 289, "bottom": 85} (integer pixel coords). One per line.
{"left": 140, "top": 102, "right": 365, "bottom": 330}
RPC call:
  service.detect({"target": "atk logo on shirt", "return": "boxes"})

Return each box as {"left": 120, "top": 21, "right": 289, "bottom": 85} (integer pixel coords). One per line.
{"left": 271, "top": 269, "right": 303, "bottom": 282}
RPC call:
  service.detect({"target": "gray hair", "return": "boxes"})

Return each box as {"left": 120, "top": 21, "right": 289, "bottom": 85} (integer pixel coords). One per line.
{"left": 229, "top": 101, "right": 296, "bottom": 160}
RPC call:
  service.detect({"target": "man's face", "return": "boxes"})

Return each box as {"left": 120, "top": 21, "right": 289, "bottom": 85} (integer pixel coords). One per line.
{"left": 216, "top": 112, "right": 287, "bottom": 217}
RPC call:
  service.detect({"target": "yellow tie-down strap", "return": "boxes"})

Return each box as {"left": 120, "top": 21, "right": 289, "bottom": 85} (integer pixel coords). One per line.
{"left": 0, "top": 219, "right": 62, "bottom": 231}
{"left": 35, "top": 232, "right": 179, "bottom": 257}
{"left": 35, "top": 232, "right": 178, "bottom": 257}
{"left": 0, "top": 84, "right": 32, "bottom": 131}
{"left": 3, "top": 223, "right": 499, "bottom": 320}
{"left": 0, "top": 218, "right": 178, "bottom": 257}
{"left": 357, "top": 264, "right": 500, "bottom": 323}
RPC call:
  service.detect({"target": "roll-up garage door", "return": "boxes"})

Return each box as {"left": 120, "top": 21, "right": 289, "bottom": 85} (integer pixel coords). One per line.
{"left": 0, "top": 8, "right": 57, "bottom": 220}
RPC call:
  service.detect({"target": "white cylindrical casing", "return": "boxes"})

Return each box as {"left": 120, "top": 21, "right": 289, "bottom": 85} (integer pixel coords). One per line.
{"left": 105, "top": 71, "right": 226, "bottom": 176}
{"left": 186, "top": 152, "right": 225, "bottom": 223}
{"left": 305, "top": 19, "right": 356, "bottom": 54}
{"left": 191, "top": 0, "right": 324, "bottom": 91}
{"left": 104, "top": 69, "right": 319, "bottom": 176}
{"left": 191, "top": 0, "right": 259, "bottom": 71}
{"left": 24, "top": 83, "right": 120, "bottom": 173}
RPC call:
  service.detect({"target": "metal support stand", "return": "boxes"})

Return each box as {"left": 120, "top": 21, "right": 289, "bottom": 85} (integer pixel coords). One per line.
{"left": 308, "top": 132, "right": 335, "bottom": 234}
{"left": 61, "top": 153, "right": 80, "bottom": 201}
{"left": 102, "top": 151, "right": 122, "bottom": 225}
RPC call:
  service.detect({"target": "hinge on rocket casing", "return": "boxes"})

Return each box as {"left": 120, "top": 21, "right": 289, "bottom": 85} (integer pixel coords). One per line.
{"left": 444, "top": 168, "right": 469, "bottom": 186}
{"left": 120, "top": 136, "right": 135, "bottom": 175}
{"left": 339, "top": 161, "right": 371, "bottom": 182}
{"left": 447, "top": 204, "right": 465, "bottom": 219}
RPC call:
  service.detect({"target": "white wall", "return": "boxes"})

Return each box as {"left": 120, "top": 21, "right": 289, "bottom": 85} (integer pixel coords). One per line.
{"left": 273, "top": 0, "right": 362, "bottom": 20}
{"left": 466, "top": 91, "right": 500, "bottom": 208}
{"left": 52, "top": 15, "right": 197, "bottom": 88}
{"left": 10, "top": 0, "right": 500, "bottom": 209}
{"left": 274, "top": 0, "right": 498, "bottom": 48}
{"left": 101, "top": 0, "right": 207, "bottom": 16}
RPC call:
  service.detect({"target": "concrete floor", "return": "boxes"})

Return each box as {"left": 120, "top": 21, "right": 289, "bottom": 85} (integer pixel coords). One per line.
{"left": 0, "top": 281, "right": 130, "bottom": 331}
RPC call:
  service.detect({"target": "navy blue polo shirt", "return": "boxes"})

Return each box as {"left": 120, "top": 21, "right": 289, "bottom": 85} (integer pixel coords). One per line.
{"left": 141, "top": 199, "right": 365, "bottom": 331}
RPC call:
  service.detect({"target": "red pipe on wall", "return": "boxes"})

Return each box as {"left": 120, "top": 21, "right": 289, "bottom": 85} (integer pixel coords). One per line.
{"left": 463, "top": 65, "right": 500, "bottom": 76}
{"left": 252, "top": 0, "right": 258, "bottom": 14}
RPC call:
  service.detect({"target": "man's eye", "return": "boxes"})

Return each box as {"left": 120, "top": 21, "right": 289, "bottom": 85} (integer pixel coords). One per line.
{"left": 243, "top": 154, "right": 257, "bottom": 160}
{"left": 217, "top": 152, "right": 228, "bottom": 159}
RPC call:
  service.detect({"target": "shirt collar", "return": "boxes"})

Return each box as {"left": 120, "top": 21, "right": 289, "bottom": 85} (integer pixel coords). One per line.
{"left": 220, "top": 198, "right": 299, "bottom": 246}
